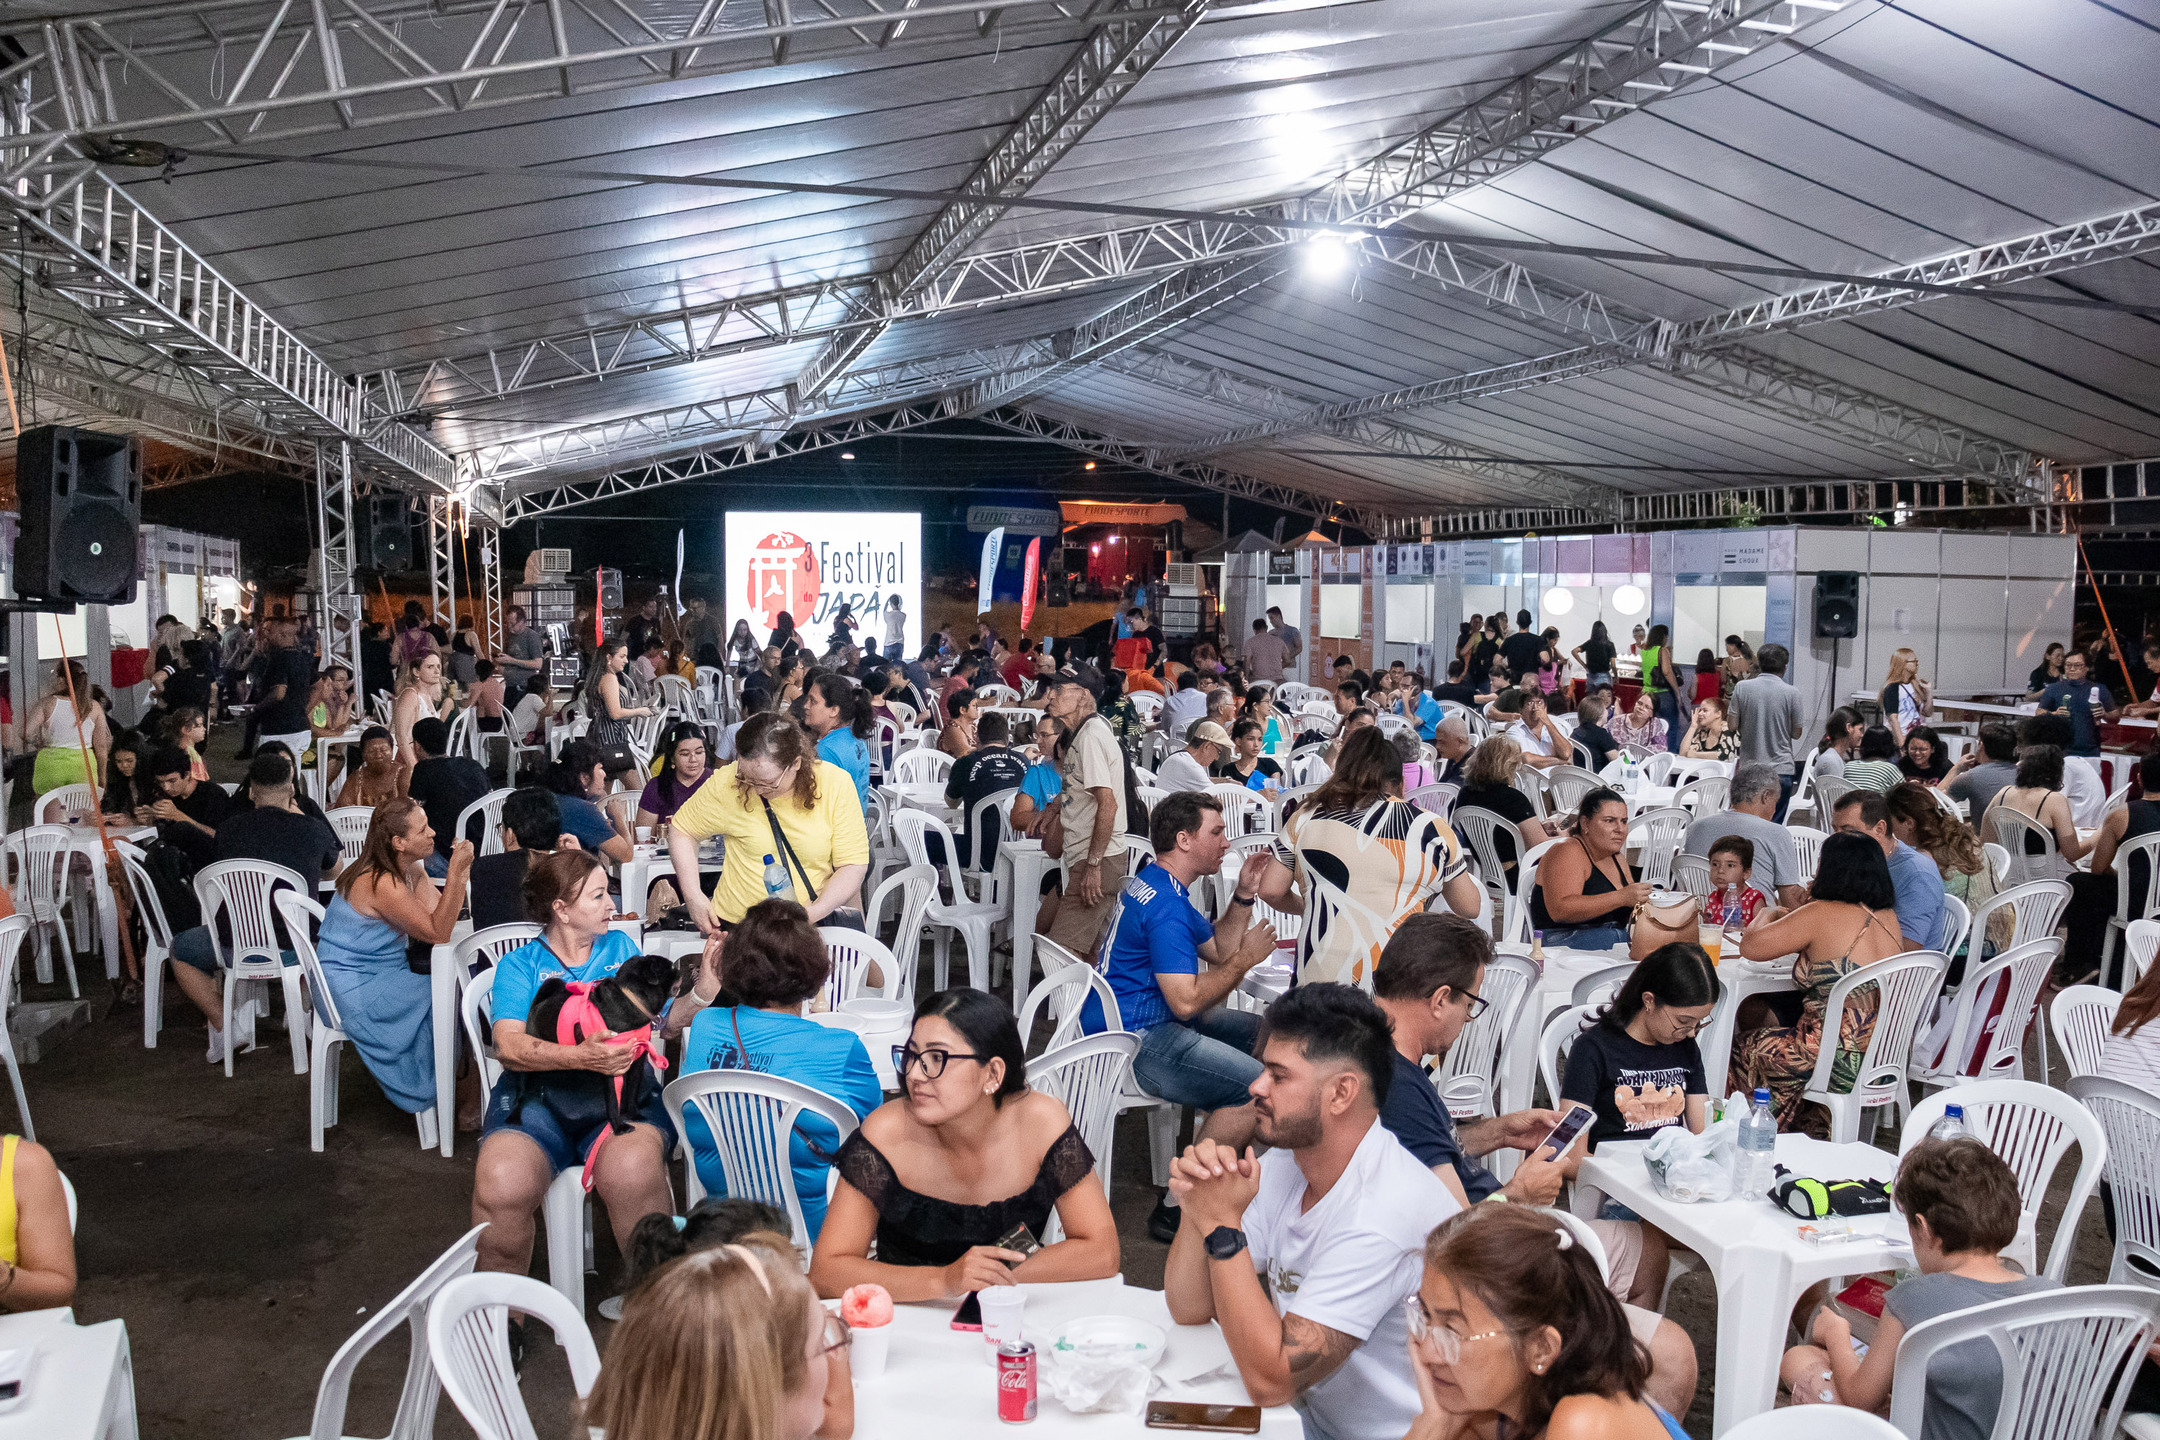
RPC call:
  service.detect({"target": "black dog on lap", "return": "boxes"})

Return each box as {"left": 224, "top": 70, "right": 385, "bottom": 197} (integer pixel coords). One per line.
{"left": 508, "top": 955, "right": 686, "bottom": 1140}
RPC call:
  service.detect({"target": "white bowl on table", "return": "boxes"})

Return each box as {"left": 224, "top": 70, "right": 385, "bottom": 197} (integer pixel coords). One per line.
{"left": 1051, "top": 1315, "right": 1168, "bottom": 1370}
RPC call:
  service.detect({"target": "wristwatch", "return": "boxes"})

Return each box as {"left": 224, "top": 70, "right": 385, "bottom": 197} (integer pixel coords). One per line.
{"left": 1204, "top": 1226, "right": 1248, "bottom": 1261}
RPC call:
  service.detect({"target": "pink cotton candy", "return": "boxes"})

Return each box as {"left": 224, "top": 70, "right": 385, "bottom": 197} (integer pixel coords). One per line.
{"left": 842, "top": 1283, "right": 893, "bottom": 1328}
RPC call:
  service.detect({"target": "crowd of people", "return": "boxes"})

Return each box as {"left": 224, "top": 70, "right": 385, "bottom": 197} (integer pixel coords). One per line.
{"left": 18, "top": 579, "right": 2160, "bottom": 1440}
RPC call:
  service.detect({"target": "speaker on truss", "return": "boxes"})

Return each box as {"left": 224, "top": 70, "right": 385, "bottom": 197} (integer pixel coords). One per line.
{"left": 597, "top": 568, "right": 624, "bottom": 613}
{"left": 361, "top": 496, "right": 412, "bottom": 571}
{"left": 14, "top": 425, "right": 141, "bottom": 604}
{"left": 1814, "top": 570, "right": 1860, "bottom": 639}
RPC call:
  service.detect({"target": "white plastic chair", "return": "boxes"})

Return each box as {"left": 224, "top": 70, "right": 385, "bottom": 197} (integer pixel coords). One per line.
{"left": 891, "top": 748, "right": 954, "bottom": 787}
{"left": 1985, "top": 806, "right": 2067, "bottom": 885}
{"left": 2130, "top": 918, "right": 2160, "bottom": 988}
{"left": 33, "top": 782, "right": 97, "bottom": 825}
{"left": 819, "top": 926, "right": 902, "bottom": 1008}
{"left": 1787, "top": 825, "right": 1827, "bottom": 883}
{"left": 277, "top": 890, "right": 439, "bottom": 1154}
{"left": 1669, "top": 853, "right": 1712, "bottom": 897}
{"left": 2101, "top": 832, "right": 2160, "bottom": 988}
{"left": 1, "top": 825, "right": 80, "bottom": 997}
{"left": 453, "top": 788, "right": 516, "bottom": 858}
{"left": 1982, "top": 841, "right": 2011, "bottom": 889}
{"left": 1431, "top": 953, "right": 1536, "bottom": 1119}
{"left": 287, "top": 1224, "right": 485, "bottom": 1440}
{"left": 1886, "top": 1284, "right": 2160, "bottom": 1440}
{"left": 1543, "top": 764, "right": 1604, "bottom": 814}
{"left": 1452, "top": 807, "right": 1518, "bottom": 915}
{"left": 1504, "top": 837, "right": 1563, "bottom": 948}
{"left": 863, "top": 864, "right": 935, "bottom": 1007}
{"left": 1030, "top": 1031, "right": 1139, "bottom": 1202}
{"left": 890, "top": 811, "right": 1005, "bottom": 1003}
{"left": 1626, "top": 807, "right": 1692, "bottom": 888}
{"left": 1798, "top": 949, "right": 1950, "bottom": 1142}
{"left": 326, "top": 806, "right": 375, "bottom": 869}
{"left": 1936, "top": 892, "right": 1971, "bottom": 965}
{"left": 1511, "top": 765, "right": 1551, "bottom": 819}
{"left": 1966, "top": 878, "right": 2072, "bottom": 955}
{"left": 1911, "top": 937, "right": 2062, "bottom": 1090}
{"left": 0, "top": 918, "right": 32, "bottom": 1140}
{"left": 116, "top": 842, "right": 179, "bottom": 1050}
{"left": 1569, "top": 961, "right": 1638, "bottom": 1008}
{"left": 1537, "top": 1003, "right": 1600, "bottom": 1111}
{"left": 663, "top": 1069, "right": 862, "bottom": 1250}
{"left": 1903, "top": 1080, "right": 2105, "bottom": 1281}
{"left": 2069, "top": 1076, "right": 2160, "bottom": 1297}
{"left": 2050, "top": 985, "right": 2119, "bottom": 1079}
{"left": 195, "top": 858, "right": 314, "bottom": 1076}
{"left": 427, "top": 1272, "right": 601, "bottom": 1440}
{"left": 1726, "top": 1406, "right": 1901, "bottom": 1439}
{"left": 1207, "top": 782, "right": 1270, "bottom": 837}
{"left": 1018, "top": 960, "right": 1121, "bottom": 1056}
{"left": 1674, "top": 775, "right": 1729, "bottom": 816}
{"left": 1406, "top": 782, "right": 1459, "bottom": 819}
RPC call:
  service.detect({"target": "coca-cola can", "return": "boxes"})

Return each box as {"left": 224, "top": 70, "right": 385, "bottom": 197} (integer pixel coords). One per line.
{"left": 996, "top": 1340, "right": 1037, "bottom": 1423}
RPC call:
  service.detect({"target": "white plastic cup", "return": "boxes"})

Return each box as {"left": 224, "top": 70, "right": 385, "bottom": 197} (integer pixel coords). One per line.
{"left": 636, "top": 825, "right": 653, "bottom": 844}
{"left": 979, "top": 1286, "right": 1026, "bottom": 1362}
{"left": 850, "top": 1320, "right": 891, "bottom": 1379}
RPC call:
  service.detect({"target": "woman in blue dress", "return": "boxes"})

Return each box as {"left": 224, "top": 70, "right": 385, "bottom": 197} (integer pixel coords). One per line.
{"left": 318, "top": 796, "right": 472, "bottom": 1115}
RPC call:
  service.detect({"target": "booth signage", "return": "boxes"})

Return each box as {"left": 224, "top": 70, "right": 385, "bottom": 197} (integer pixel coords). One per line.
{"left": 966, "top": 505, "right": 1060, "bottom": 537}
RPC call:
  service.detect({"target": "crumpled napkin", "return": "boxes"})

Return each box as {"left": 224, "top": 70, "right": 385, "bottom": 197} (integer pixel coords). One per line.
{"left": 1040, "top": 1342, "right": 1154, "bottom": 1414}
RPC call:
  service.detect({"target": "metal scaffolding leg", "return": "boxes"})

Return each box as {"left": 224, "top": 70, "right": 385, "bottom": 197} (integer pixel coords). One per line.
{"left": 314, "top": 442, "right": 363, "bottom": 680}
{"left": 427, "top": 496, "right": 457, "bottom": 631}
{"left": 478, "top": 526, "right": 503, "bottom": 659}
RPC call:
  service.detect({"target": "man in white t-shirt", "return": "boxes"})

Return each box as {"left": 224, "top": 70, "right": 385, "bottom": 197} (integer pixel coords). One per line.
{"left": 1158, "top": 721, "right": 1230, "bottom": 794}
{"left": 1164, "top": 984, "right": 1459, "bottom": 1440}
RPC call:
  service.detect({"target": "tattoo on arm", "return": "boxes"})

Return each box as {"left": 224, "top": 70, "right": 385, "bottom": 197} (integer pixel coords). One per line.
{"left": 1280, "top": 1314, "right": 1359, "bottom": 1392}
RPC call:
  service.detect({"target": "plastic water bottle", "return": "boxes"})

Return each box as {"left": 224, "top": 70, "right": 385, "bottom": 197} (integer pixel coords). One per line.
{"left": 1720, "top": 883, "right": 1746, "bottom": 945}
{"left": 1734, "top": 1087, "right": 1779, "bottom": 1201}
{"left": 762, "top": 853, "right": 794, "bottom": 901}
{"left": 1929, "top": 1104, "right": 1970, "bottom": 1143}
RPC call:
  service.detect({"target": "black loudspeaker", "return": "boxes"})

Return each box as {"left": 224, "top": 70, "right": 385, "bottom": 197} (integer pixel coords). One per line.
{"left": 596, "top": 568, "right": 623, "bottom": 612}
{"left": 1047, "top": 569, "right": 1070, "bottom": 608}
{"left": 14, "top": 425, "right": 141, "bottom": 603}
{"left": 1814, "top": 570, "right": 1860, "bottom": 639}
{"left": 363, "top": 496, "right": 412, "bottom": 570}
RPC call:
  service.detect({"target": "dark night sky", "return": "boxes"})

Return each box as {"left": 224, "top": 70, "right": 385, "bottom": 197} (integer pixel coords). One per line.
{"left": 146, "top": 422, "right": 1345, "bottom": 588}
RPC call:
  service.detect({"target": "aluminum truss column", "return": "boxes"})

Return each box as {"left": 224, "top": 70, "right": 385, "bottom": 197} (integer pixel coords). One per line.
{"left": 426, "top": 497, "right": 457, "bottom": 632}
{"left": 313, "top": 441, "right": 363, "bottom": 680}
{"left": 478, "top": 525, "right": 504, "bottom": 659}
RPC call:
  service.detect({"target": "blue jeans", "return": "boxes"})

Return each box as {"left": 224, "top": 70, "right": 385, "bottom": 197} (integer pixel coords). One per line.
{"left": 1132, "top": 1008, "right": 1264, "bottom": 1112}
{"left": 884, "top": 643, "right": 903, "bottom": 661}
{"left": 172, "top": 926, "right": 296, "bottom": 973}
{"left": 1652, "top": 690, "right": 1683, "bottom": 752}
{"left": 1541, "top": 924, "right": 1631, "bottom": 951}
{"left": 1774, "top": 770, "right": 1795, "bottom": 823}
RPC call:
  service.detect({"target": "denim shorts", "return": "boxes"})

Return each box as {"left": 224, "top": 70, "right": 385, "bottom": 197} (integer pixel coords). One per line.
{"left": 481, "top": 1074, "right": 675, "bottom": 1175}
{"left": 1599, "top": 1197, "right": 1644, "bottom": 1223}
{"left": 171, "top": 925, "right": 295, "bottom": 974}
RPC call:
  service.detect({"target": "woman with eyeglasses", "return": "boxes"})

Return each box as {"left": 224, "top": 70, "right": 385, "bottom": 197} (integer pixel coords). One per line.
{"left": 1404, "top": 1204, "right": 1685, "bottom": 1440}
{"left": 666, "top": 712, "right": 870, "bottom": 937}
{"left": 809, "top": 988, "right": 1119, "bottom": 1301}
{"left": 1556, "top": 942, "right": 1718, "bottom": 1310}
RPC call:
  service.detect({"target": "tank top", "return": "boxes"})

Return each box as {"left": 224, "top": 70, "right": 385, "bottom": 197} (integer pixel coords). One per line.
{"left": 42, "top": 698, "right": 83, "bottom": 746}
{"left": 1641, "top": 645, "right": 1666, "bottom": 694}
{"left": 0, "top": 1134, "right": 18, "bottom": 1265}
{"left": 1531, "top": 838, "right": 1636, "bottom": 931}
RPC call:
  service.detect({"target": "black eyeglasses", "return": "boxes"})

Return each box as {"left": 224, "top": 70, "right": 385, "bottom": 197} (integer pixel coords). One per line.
{"left": 1457, "top": 988, "right": 1490, "bottom": 1022}
{"left": 893, "top": 1045, "right": 991, "bottom": 1080}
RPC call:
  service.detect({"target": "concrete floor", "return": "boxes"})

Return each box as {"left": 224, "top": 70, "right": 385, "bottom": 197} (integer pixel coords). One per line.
{"left": 17, "top": 729, "right": 2122, "bottom": 1439}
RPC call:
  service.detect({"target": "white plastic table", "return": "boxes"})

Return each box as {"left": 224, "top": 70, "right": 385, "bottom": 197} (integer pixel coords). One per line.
{"left": 845, "top": 1277, "right": 1298, "bottom": 1440}
{"left": 1496, "top": 942, "right": 1632, "bottom": 1122}
{"left": 310, "top": 727, "right": 365, "bottom": 804}
{"left": 1001, "top": 838, "right": 1056, "bottom": 1000}
{"left": 0, "top": 1308, "right": 136, "bottom": 1440}
{"left": 618, "top": 841, "right": 721, "bottom": 918}
{"left": 807, "top": 1006, "right": 911, "bottom": 1090}
{"left": 1574, "top": 1134, "right": 1910, "bottom": 1436}
{"left": 1701, "top": 955, "right": 1801, "bottom": 1098}
{"left": 428, "top": 915, "right": 643, "bottom": 1157}
{"left": 883, "top": 782, "right": 957, "bottom": 815}
{"left": 60, "top": 822, "right": 155, "bottom": 980}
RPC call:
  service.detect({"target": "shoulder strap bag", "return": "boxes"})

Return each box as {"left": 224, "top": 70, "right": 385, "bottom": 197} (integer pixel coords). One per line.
{"left": 761, "top": 797, "right": 865, "bottom": 932}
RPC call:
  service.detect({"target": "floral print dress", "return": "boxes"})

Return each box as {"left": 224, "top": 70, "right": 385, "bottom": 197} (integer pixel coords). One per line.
{"left": 1733, "top": 908, "right": 1890, "bottom": 1134}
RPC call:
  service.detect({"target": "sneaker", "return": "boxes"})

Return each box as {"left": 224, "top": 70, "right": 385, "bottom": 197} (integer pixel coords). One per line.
{"left": 1147, "top": 1193, "right": 1181, "bottom": 1245}
{"left": 232, "top": 1005, "right": 259, "bottom": 1054}
{"left": 205, "top": 1025, "right": 227, "bottom": 1063}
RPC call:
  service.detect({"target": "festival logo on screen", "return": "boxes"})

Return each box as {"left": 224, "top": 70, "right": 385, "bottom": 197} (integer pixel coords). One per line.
{"left": 746, "top": 530, "right": 821, "bottom": 629}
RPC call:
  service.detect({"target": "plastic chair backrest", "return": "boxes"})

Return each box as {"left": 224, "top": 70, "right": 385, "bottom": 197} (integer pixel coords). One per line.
{"left": 891, "top": 810, "right": 972, "bottom": 901}
{"left": 1452, "top": 807, "right": 1514, "bottom": 891}
{"left": 34, "top": 784, "right": 96, "bottom": 825}
{"left": 1982, "top": 841, "right": 2011, "bottom": 888}
{"left": 2129, "top": 919, "right": 2160, "bottom": 986}
{"left": 1637, "top": 751, "right": 1676, "bottom": 786}
{"left": 1802, "top": 949, "right": 1949, "bottom": 1109}
{"left": 865, "top": 866, "right": 934, "bottom": 1003}
{"left": 1017, "top": 961, "right": 1121, "bottom": 1055}
{"left": 1675, "top": 775, "right": 1730, "bottom": 815}
{"left": 454, "top": 788, "right": 515, "bottom": 857}
{"left": 195, "top": 858, "right": 311, "bottom": 966}
{"left": 2113, "top": 832, "right": 2160, "bottom": 926}
{"left": 306, "top": 1224, "right": 486, "bottom": 1440}
{"left": 1920, "top": 937, "right": 2061, "bottom": 1085}
{"left": 1887, "top": 1284, "right": 2160, "bottom": 1440}
{"left": 1626, "top": 807, "right": 1691, "bottom": 887}
{"left": 892, "top": 748, "right": 953, "bottom": 786}
{"left": 2, "top": 825, "right": 74, "bottom": 913}
{"left": 113, "top": 842, "right": 174, "bottom": 951}
{"left": 1511, "top": 765, "right": 1550, "bottom": 819}
{"left": 820, "top": 927, "right": 901, "bottom": 1006}
{"left": 1986, "top": 805, "right": 2063, "bottom": 885}
{"left": 275, "top": 890, "right": 337, "bottom": 1032}
{"left": 1207, "top": 782, "right": 1269, "bottom": 836}
{"left": 2053, "top": 986, "right": 2122, "bottom": 1079}
{"left": 327, "top": 807, "right": 375, "bottom": 865}
{"left": 661, "top": 1070, "right": 862, "bottom": 1248}
{"left": 1569, "top": 962, "right": 1637, "bottom": 1008}
{"left": 1544, "top": 765, "right": 1604, "bottom": 813}
{"left": 1506, "top": 837, "right": 1562, "bottom": 947}
{"left": 1903, "top": 1078, "right": 2105, "bottom": 1281}
{"left": 1538, "top": 1004, "right": 1599, "bottom": 1111}
{"left": 461, "top": 965, "right": 504, "bottom": 1093}
{"left": 1029, "top": 1032, "right": 1139, "bottom": 1196}
{"left": 1669, "top": 853, "right": 1712, "bottom": 897}
{"left": 427, "top": 1271, "right": 602, "bottom": 1440}
{"left": 1787, "top": 826, "right": 1827, "bottom": 883}
{"left": 2068, "top": 1077, "right": 2160, "bottom": 1294}
{"left": 1432, "top": 953, "right": 1536, "bottom": 1118}
{"left": 1937, "top": 893, "right": 1971, "bottom": 962}
{"left": 1406, "top": 783, "right": 1459, "bottom": 819}
{"left": 1967, "top": 879, "right": 2073, "bottom": 954}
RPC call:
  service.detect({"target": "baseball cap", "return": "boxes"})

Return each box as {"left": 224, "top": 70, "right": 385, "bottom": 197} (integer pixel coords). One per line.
{"left": 1188, "top": 720, "right": 1233, "bottom": 747}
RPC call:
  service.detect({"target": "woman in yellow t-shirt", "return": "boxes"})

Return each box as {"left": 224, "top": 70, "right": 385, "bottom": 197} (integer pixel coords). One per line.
{"left": 666, "top": 713, "right": 871, "bottom": 934}
{"left": 0, "top": 1135, "right": 76, "bottom": 1311}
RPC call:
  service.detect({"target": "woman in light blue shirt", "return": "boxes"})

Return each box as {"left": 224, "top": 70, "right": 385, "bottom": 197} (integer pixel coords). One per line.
{"left": 682, "top": 900, "right": 880, "bottom": 1239}
{"left": 806, "top": 673, "right": 874, "bottom": 814}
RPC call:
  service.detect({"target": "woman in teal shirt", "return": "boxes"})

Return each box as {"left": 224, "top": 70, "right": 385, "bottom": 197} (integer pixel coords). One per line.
{"left": 682, "top": 900, "right": 880, "bottom": 1239}
{"left": 805, "top": 673, "right": 874, "bottom": 814}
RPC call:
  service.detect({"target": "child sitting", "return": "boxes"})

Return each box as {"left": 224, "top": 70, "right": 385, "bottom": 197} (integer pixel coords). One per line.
{"left": 1706, "top": 835, "right": 1765, "bottom": 928}
{"left": 1779, "top": 1138, "right": 2055, "bottom": 1434}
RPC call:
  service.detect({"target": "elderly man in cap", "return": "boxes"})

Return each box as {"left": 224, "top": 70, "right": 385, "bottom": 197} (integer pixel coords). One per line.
{"left": 1159, "top": 720, "right": 1233, "bottom": 793}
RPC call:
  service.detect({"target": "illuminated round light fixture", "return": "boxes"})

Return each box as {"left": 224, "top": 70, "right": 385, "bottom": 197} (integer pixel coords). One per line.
{"left": 1542, "top": 587, "right": 1574, "bottom": 616}
{"left": 1090, "top": 543, "right": 1101, "bottom": 555}
{"left": 1612, "top": 584, "right": 1647, "bottom": 617}
{"left": 1084, "top": 461, "right": 1096, "bottom": 470}
{"left": 840, "top": 452, "right": 855, "bottom": 460}
{"left": 1302, "top": 232, "right": 1352, "bottom": 276}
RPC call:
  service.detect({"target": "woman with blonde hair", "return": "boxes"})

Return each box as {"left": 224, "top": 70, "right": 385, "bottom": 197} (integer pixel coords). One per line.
{"left": 25, "top": 660, "right": 110, "bottom": 794}
{"left": 585, "top": 1232, "right": 841, "bottom": 1440}
{"left": 1453, "top": 733, "right": 1553, "bottom": 883}
{"left": 1878, "top": 647, "right": 1931, "bottom": 745}
{"left": 391, "top": 649, "right": 454, "bottom": 793}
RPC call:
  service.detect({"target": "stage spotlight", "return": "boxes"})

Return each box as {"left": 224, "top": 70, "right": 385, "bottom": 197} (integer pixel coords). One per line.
{"left": 1302, "top": 233, "right": 1351, "bottom": 275}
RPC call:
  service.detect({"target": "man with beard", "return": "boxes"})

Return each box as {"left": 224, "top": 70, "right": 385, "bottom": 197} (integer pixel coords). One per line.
{"left": 1162, "top": 984, "right": 1459, "bottom": 1440}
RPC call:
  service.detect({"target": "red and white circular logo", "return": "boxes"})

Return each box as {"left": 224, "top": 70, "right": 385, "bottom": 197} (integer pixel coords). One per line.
{"left": 746, "top": 530, "right": 820, "bottom": 630}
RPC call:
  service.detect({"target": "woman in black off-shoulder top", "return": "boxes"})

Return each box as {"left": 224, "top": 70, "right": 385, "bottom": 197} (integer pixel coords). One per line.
{"left": 809, "top": 988, "right": 1121, "bottom": 1300}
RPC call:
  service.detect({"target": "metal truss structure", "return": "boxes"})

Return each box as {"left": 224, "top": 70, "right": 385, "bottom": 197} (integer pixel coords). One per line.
{"left": 426, "top": 496, "right": 458, "bottom": 629}
{"left": 787, "top": 0, "right": 1211, "bottom": 409}
{"left": 313, "top": 442, "right": 362, "bottom": 678}
{"left": 0, "top": 0, "right": 1120, "bottom": 160}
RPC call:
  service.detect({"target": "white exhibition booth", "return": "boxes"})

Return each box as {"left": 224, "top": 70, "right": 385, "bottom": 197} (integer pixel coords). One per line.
{"left": 1226, "top": 525, "right": 2076, "bottom": 740}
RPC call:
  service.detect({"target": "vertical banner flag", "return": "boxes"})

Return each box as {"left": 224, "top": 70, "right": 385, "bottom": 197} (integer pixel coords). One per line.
{"left": 978, "top": 527, "right": 1004, "bottom": 615}
{"left": 1020, "top": 537, "right": 1041, "bottom": 632}
{"left": 674, "top": 530, "right": 685, "bottom": 613}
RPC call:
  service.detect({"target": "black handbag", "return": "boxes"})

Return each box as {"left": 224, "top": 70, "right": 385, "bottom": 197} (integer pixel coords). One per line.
{"left": 761, "top": 798, "right": 866, "bottom": 932}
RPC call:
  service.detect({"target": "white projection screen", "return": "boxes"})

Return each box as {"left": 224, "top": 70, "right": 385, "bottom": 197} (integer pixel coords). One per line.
{"left": 724, "top": 511, "right": 923, "bottom": 656}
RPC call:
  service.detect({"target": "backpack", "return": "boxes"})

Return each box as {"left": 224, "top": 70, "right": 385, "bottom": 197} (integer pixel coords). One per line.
{"left": 141, "top": 837, "right": 201, "bottom": 933}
